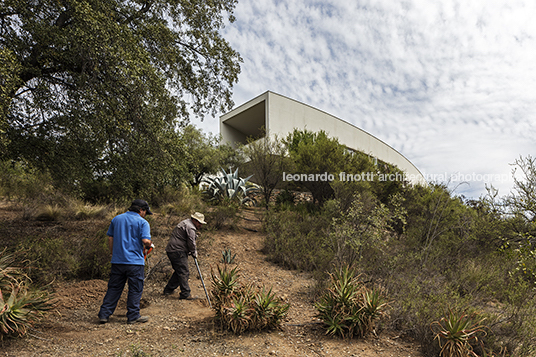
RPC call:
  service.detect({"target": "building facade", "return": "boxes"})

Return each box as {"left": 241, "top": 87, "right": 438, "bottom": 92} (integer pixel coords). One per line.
{"left": 220, "top": 91, "right": 425, "bottom": 185}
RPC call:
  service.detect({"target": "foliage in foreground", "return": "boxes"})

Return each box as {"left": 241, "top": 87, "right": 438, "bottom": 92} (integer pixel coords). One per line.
{"left": 315, "top": 265, "right": 388, "bottom": 339}
{"left": 263, "top": 178, "right": 536, "bottom": 356}
{"left": 431, "top": 309, "right": 507, "bottom": 357}
{"left": 0, "top": 250, "right": 52, "bottom": 340}
{"left": 210, "top": 264, "right": 289, "bottom": 334}
{"left": 2, "top": 0, "right": 242, "bottom": 200}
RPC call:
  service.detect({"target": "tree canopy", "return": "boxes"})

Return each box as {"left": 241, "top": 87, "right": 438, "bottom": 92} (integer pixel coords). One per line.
{"left": 284, "top": 129, "right": 379, "bottom": 206}
{"left": 0, "top": 0, "right": 242, "bottom": 200}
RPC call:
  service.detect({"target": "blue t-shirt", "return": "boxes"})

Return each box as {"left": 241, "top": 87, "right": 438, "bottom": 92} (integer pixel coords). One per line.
{"left": 107, "top": 211, "right": 151, "bottom": 266}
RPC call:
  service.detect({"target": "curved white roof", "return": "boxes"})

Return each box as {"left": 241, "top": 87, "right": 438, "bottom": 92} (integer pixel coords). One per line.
{"left": 220, "top": 91, "right": 426, "bottom": 185}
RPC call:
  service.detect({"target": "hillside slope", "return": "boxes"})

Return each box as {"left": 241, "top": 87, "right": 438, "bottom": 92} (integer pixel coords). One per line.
{"left": 1, "top": 206, "right": 422, "bottom": 356}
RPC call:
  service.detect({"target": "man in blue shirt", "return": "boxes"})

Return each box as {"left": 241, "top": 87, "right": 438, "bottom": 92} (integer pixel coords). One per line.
{"left": 98, "top": 199, "right": 153, "bottom": 324}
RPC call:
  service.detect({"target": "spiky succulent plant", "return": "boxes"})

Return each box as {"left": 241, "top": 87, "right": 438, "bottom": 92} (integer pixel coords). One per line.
{"left": 202, "top": 167, "right": 260, "bottom": 205}
{"left": 0, "top": 250, "right": 52, "bottom": 340}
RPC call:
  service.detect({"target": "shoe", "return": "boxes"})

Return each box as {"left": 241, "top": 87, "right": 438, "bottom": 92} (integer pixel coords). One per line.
{"left": 127, "top": 316, "right": 149, "bottom": 324}
{"left": 99, "top": 317, "right": 109, "bottom": 324}
{"left": 163, "top": 291, "right": 173, "bottom": 296}
{"left": 179, "top": 295, "right": 197, "bottom": 300}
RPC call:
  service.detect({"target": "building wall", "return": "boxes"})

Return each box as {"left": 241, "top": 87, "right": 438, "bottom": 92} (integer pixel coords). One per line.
{"left": 221, "top": 91, "right": 426, "bottom": 185}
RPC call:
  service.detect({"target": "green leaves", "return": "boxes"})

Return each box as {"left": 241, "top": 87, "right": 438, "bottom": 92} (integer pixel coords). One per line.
{"left": 315, "top": 265, "right": 388, "bottom": 339}
{"left": 210, "top": 265, "right": 289, "bottom": 334}
{"left": 2, "top": 0, "right": 242, "bottom": 199}
{"left": 0, "top": 250, "right": 52, "bottom": 340}
{"left": 202, "top": 167, "right": 260, "bottom": 205}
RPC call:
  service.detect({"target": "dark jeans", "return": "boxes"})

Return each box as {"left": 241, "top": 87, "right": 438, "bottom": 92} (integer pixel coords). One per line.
{"left": 163, "top": 251, "right": 190, "bottom": 298}
{"left": 98, "top": 264, "right": 145, "bottom": 322}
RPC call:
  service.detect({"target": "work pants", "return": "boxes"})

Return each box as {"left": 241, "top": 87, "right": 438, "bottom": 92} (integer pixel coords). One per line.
{"left": 98, "top": 264, "right": 145, "bottom": 322}
{"left": 163, "top": 251, "right": 191, "bottom": 298}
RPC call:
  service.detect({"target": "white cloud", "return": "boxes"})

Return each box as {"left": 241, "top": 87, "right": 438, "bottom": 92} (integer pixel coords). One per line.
{"left": 194, "top": 0, "right": 536, "bottom": 199}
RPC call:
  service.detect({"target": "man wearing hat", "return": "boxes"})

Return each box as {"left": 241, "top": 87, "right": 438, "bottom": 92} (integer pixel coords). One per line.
{"left": 98, "top": 199, "right": 153, "bottom": 324}
{"left": 163, "top": 212, "right": 207, "bottom": 299}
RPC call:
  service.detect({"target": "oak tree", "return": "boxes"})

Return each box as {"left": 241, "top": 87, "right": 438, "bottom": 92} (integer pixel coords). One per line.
{"left": 0, "top": 0, "right": 242, "bottom": 199}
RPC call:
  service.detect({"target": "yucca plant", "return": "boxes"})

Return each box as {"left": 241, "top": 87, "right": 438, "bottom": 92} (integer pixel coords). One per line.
{"left": 211, "top": 265, "right": 240, "bottom": 297}
{"left": 211, "top": 264, "right": 241, "bottom": 323}
{"left": 431, "top": 308, "right": 488, "bottom": 357}
{"left": 202, "top": 167, "right": 260, "bottom": 205}
{"left": 315, "top": 265, "right": 388, "bottom": 339}
{"left": 361, "top": 287, "right": 388, "bottom": 336}
{"left": 0, "top": 251, "right": 25, "bottom": 291}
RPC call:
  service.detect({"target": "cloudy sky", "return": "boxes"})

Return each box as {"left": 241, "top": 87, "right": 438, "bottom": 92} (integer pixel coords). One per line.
{"left": 192, "top": 0, "right": 536, "bottom": 199}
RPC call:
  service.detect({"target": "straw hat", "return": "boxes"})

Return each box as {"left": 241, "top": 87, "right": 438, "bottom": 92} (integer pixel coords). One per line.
{"left": 191, "top": 212, "right": 207, "bottom": 224}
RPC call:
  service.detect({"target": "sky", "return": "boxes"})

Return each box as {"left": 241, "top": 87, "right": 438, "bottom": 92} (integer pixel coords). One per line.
{"left": 191, "top": 0, "right": 536, "bottom": 200}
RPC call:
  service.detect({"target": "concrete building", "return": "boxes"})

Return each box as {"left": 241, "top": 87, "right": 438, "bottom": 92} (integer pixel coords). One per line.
{"left": 220, "top": 91, "right": 426, "bottom": 185}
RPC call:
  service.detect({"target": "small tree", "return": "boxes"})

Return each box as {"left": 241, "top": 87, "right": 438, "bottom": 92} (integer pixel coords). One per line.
{"left": 504, "top": 155, "right": 536, "bottom": 223}
{"left": 243, "top": 133, "right": 289, "bottom": 208}
{"left": 181, "top": 126, "right": 243, "bottom": 186}
{"left": 284, "top": 129, "right": 376, "bottom": 206}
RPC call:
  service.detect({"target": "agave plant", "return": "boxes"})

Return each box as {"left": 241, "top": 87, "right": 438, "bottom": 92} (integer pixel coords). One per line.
{"left": 431, "top": 308, "right": 487, "bottom": 357}
{"left": 202, "top": 167, "right": 260, "bottom": 205}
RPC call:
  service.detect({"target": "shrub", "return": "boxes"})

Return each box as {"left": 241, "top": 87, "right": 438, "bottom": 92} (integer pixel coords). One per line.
{"left": 206, "top": 202, "right": 240, "bottom": 230}
{"left": 263, "top": 206, "right": 335, "bottom": 272}
{"left": 16, "top": 236, "right": 79, "bottom": 284}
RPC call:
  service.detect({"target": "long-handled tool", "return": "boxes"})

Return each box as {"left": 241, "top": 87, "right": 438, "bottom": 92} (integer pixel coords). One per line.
{"left": 194, "top": 257, "right": 212, "bottom": 308}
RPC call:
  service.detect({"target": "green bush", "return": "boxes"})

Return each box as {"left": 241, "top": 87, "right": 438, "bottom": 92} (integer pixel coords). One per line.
{"left": 263, "top": 207, "right": 334, "bottom": 272}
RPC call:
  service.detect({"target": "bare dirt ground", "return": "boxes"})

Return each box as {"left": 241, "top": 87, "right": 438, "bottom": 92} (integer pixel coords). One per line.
{"left": 1, "top": 206, "right": 423, "bottom": 357}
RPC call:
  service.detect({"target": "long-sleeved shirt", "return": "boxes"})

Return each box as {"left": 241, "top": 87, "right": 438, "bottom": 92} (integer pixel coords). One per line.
{"left": 165, "top": 218, "right": 197, "bottom": 254}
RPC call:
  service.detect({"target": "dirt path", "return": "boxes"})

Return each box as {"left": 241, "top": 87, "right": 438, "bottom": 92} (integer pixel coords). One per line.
{"left": 1, "top": 208, "right": 422, "bottom": 357}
